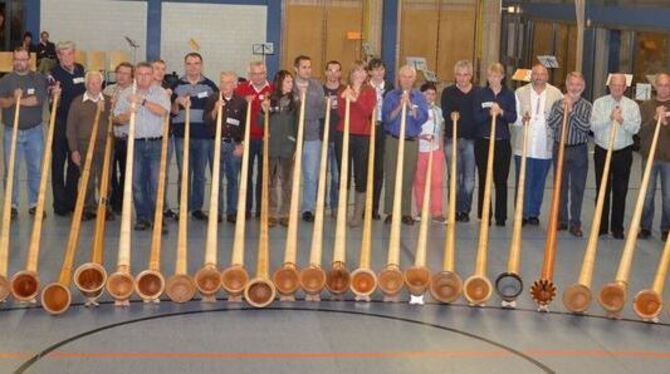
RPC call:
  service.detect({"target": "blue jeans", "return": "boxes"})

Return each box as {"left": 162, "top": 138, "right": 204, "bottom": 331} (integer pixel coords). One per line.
{"left": 163, "top": 134, "right": 175, "bottom": 210}
{"left": 558, "top": 144, "right": 588, "bottom": 227}
{"left": 133, "top": 139, "right": 161, "bottom": 221}
{"left": 301, "top": 139, "right": 321, "bottom": 213}
{"left": 3, "top": 124, "right": 43, "bottom": 208}
{"left": 514, "top": 156, "right": 552, "bottom": 218}
{"left": 444, "top": 138, "right": 475, "bottom": 215}
{"left": 175, "top": 137, "right": 213, "bottom": 212}
{"left": 245, "top": 138, "right": 263, "bottom": 215}
{"left": 218, "top": 141, "right": 241, "bottom": 215}
{"left": 641, "top": 160, "right": 670, "bottom": 232}
{"left": 327, "top": 141, "right": 339, "bottom": 209}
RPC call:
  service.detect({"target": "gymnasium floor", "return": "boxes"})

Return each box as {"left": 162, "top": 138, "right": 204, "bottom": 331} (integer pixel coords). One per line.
{"left": 1, "top": 150, "right": 669, "bottom": 374}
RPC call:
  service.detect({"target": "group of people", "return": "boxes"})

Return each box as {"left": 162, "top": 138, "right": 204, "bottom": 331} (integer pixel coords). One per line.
{"left": 1, "top": 39, "right": 669, "bottom": 244}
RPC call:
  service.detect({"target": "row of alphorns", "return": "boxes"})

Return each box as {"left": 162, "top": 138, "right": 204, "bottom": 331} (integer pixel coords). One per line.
{"left": 0, "top": 85, "right": 668, "bottom": 323}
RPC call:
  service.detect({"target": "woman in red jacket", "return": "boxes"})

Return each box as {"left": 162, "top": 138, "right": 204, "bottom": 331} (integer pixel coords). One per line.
{"left": 335, "top": 61, "right": 377, "bottom": 227}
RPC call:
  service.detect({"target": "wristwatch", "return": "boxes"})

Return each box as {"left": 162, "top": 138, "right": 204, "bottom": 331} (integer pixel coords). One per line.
{"left": 141, "top": 98, "right": 147, "bottom": 106}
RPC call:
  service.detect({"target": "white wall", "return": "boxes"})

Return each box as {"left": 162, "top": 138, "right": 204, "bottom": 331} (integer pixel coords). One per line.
{"left": 160, "top": 2, "right": 267, "bottom": 81}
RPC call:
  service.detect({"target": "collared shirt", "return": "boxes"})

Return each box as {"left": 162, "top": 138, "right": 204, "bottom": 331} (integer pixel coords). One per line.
{"left": 82, "top": 91, "right": 104, "bottom": 103}
{"left": 235, "top": 80, "right": 273, "bottom": 139}
{"left": 418, "top": 104, "right": 443, "bottom": 153}
{"left": 472, "top": 86, "right": 517, "bottom": 140}
{"left": 114, "top": 84, "right": 171, "bottom": 139}
{"left": 171, "top": 75, "right": 218, "bottom": 139}
{"left": 372, "top": 80, "right": 386, "bottom": 122}
{"left": 103, "top": 83, "right": 130, "bottom": 138}
{"left": 441, "top": 84, "right": 477, "bottom": 139}
{"left": 590, "top": 94, "right": 641, "bottom": 150}
{"left": 514, "top": 88, "right": 551, "bottom": 159}
{"left": 547, "top": 97, "right": 592, "bottom": 146}
{"left": 382, "top": 88, "right": 429, "bottom": 139}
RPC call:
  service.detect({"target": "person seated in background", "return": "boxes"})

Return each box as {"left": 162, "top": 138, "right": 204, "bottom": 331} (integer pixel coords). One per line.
{"left": 36, "top": 31, "right": 57, "bottom": 75}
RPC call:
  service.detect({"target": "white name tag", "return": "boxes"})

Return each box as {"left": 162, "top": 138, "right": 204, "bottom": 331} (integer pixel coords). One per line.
{"left": 481, "top": 101, "right": 494, "bottom": 109}
{"left": 227, "top": 118, "right": 240, "bottom": 126}
{"left": 258, "top": 94, "right": 264, "bottom": 101}
{"left": 73, "top": 77, "right": 85, "bottom": 84}
{"left": 197, "top": 91, "right": 209, "bottom": 99}
{"left": 330, "top": 96, "right": 338, "bottom": 109}
{"left": 27, "top": 88, "right": 35, "bottom": 95}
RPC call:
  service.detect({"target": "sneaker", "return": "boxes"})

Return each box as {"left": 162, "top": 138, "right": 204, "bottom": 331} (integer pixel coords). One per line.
{"left": 192, "top": 210, "right": 208, "bottom": 221}
{"left": 638, "top": 229, "right": 652, "bottom": 239}
{"left": 432, "top": 215, "right": 447, "bottom": 224}
{"left": 302, "top": 211, "right": 314, "bottom": 222}
{"left": 413, "top": 215, "right": 421, "bottom": 222}
{"left": 163, "top": 209, "right": 177, "bottom": 219}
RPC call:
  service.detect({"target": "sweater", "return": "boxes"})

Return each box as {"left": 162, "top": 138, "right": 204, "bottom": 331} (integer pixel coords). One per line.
{"left": 639, "top": 98, "right": 670, "bottom": 162}
{"left": 336, "top": 85, "right": 376, "bottom": 136}
{"left": 66, "top": 94, "right": 110, "bottom": 152}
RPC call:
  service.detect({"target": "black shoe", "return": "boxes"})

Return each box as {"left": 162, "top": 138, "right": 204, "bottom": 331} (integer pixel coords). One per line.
{"left": 612, "top": 231, "right": 625, "bottom": 240}
{"left": 522, "top": 218, "right": 528, "bottom": 226}
{"left": 106, "top": 211, "right": 115, "bottom": 221}
{"left": 528, "top": 217, "right": 540, "bottom": 225}
{"left": 401, "top": 215, "right": 414, "bottom": 225}
{"left": 302, "top": 211, "right": 314, "bottom": 222}
{"left": 384, "top": 214, "right": 392, "bottom": 224}
{"left": 638, "top": 229, "right": 652, "bottom": 240}
{"left": 598, "top": 229, "right": 608, "bottom": 237}
{"left": 226, "top": 214, "right": 236, "bottom": 224}
{"left": 217, "top": 214, "right": 223, "bottom": 223}
{"left": 279, "top": 217, "right": 290, "bottom": 227}
{"left": 569, "top": 225, "right": 583, "bottom": 237}
{"left": 192, "top": 210, "right": 208, "bottom": 221}
{"left": 54, "top": 208, "right": 70, "bottom": 217}
{"left": 496, "top": 220, "right": 505, "bottom": 227}
{"left": 164, "top": 209, "right": 177, "bottom": 220}
{"left": 460, "top": 213, "right": 470, "bottom": 223}
{"left": 558, "top": 223, "right": 568, "bottom": 231}
{"left": 10, "top": 207, "right": 17, "bottom": 219}
{"left": 81, "top": 211, "right": 96, "bottom": 221}
{"left": 28, "top": 206, "right": 36, "bottom": 215}
{"left": 662, "top": 230, "right": 669, "bottom": 242}
{"left": 134, "top": 219, "right": 151, "bottom": 231}
{"left": 372, "top": 212, "right": 381, "bottom": 220}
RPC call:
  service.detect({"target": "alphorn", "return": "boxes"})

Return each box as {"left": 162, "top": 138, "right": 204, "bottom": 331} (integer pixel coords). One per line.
{"left": 165, "top": 101, "right": 196, "bottom": 303}
{"left": 272, "top": 91, "right": 307, "bottom": 300}
{"left": 325, "top": 94, "right": 352, "bottom": 297}
{"left": 105, "top": 83, "right": 139, "bottom": 306}
{"left": 220, "top": 100, "right": 253, "bottom": 301}
{"left": 10, "top": 90, "right": 60, "bottom": 302}
{"left": 299, "top": 99, "right": 332, "bottom": 301}
{"left": 41, "top": 101, "right": 103, "bottom": 315}
{"left": 377, "top": 96, "right": 408, "bottom": 301}
{"left": 530, "top": 102, "right": 569, "bottom": 310}
{"left": 404, "top": 125, "right": 436, "bottom": 302}
{"left": 243, "top": 95, "right": 276, "bottom": 308}
{"left": 0, "top": 91, "right": 24, "bottom": 302}
{"left": 634, "top": 225, "right": 670, "bottom": 321}
{"left": 563, "top": 119, "right": 621, "bottom": 313}
{"left": 430, "top": 112, "right": 462, "bottom": 303}
{"left": 462, "top": 115, "right": 497, "bottom": 305}
{"left": 193, "top": 93, "right": 224, "bottom": 302}
{"left": 599, "top": 115, "right": 662, "bottom": 317}
{"left": 134, "top": 114, "right": 171, "bottom": 302}
{"left": 73, "top": 93, "right": 116, "bottom": 304}
{"left": 495, "top": 113, "right": 530, "bottom": 305}
{"left": 349, "top": 109, "right": 378, "bottom": 301}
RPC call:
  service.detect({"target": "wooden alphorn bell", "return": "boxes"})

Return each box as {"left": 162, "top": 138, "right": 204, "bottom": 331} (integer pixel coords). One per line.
{"left": 562, "top": 118, "right": 620, "bottom": 313}
{"left": 377, "top": 96, "right": 408, "bottom": 301}
{"left": 10, "top": 90, "right": 60, "bottom": 303}
{"left": 349, "top": 109, "right": 378, "bottom": 301}
{"left": 193, "top": 93, "right": 224, "bottom": 302}
{"left": 73, "top": 92, "right": 116, "bottom": 305}
{"left": 635, "top": 224, "right": 670, "bottom": 321}
{"left": 299, "top": 99, "right": 332, "bottom": 301}
{"left": 220, "top": 100, "right": 253, "bottom": 301}
{"left": 495, "top": 113, "right": 530, "bottom": 307}
{"left": 599, "top": 115, "right": 662, "bottom": 318}
{"left": 134, "top": 114, "right": 171, "bottom": 302}
{"left": 0, "top": 91, "right": 25, "bottom": 302}
{"left": 462, "top": 115, "right": 497, "bottom": 306}
{"left": 165, "top": 100, "right": 197, "bottom": 303}
{"left": 41, "top": 101, "right": 104, "bottom": 315}
{"left": 105, "top": 82, "right": 139, "bottom": 306}
{"left": 529, "top": 102, "right": 570, "bottom": 311}
{"left": 243, "top": 94, "right": 276, "bottom": 308}
{"left": 272, "top": 91, "right": 307, "bottom": 300}
{"left": 325, "top": 94, "right": 352, "bottom": 298}
{"left": 430, "top": 112, "right": 462, "bottom": 303}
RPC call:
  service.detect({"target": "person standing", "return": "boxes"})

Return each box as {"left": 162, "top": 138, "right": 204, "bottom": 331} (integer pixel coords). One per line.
{"left": 323, "top": 60, "right": 344, "bottom": 217}
{"left": 152, "top": 58, "right": 177, "bottom": 220}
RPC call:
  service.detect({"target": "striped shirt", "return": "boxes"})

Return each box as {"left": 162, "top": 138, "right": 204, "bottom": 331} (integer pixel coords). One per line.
{"left": 171, "top": 76, "right": 218, "bottom": 139}
{"left": 547, "top": 97, "right": 592, "bottom": 145}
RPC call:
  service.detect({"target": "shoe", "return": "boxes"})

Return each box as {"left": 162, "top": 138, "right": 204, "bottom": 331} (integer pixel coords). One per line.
{"left": 134, "top": 219, "right": 151, "bottom": 231}
{"left": 413, "top": 215, "right": 422, "bottom": 222}
{"left": 638, "top": 229, "right": 652, "bottom": 239}
{"left": 460, "top": 213, "right": 470, "bottom": 223}
{"left": 496, "top": 220, "right": 505, "bottom": 227}
{"left": 192, "top": 210, "right": 208, "bottom": 221}
{"left": 598, "top": 229, "right": 608, "bottom": 237}
{"left": 522, "top": 218, "right": 528, "bottom": 226}
{"left": 558, "top": 223, "right": 568, "bottom": 231}
{"left": 612, "top": 231, "right": 625, "bottom": 240}
{"left": 349, "top": 192, "right": 365, "bottom": 227}
{"left": 662, "top": 230, "right": 669, "bottom": 242}
{"left": 279, "top": 217, "right": 289, "bottom": 227}
{"left": 268, "top": 217, "right": 277, "bottom": 227}
{"left": 384, "top": 214, "right": 392, "bottom": 224}
{"left": 302, "top": 211, "right": 314, "bottom": 222}
{"left": 10, "top": 207, "right": 17, "bottom": 219}
{"left": 254, "top": 211, "right": 260, "bottom": 219}
{"left": 28, "top": 206, "right": 35, "bottom": 215}
{"left": 569, "top": 225, "right": 583, "bottom": 237}
{"left": 401, "top": 215, "right": 414, "bottom": 225}
{"left": 217, "top": 214, "right": 223, "bottom": 223}
{"left": 106, "top": 211, "right": 115, "bottom": 221}
{"left": 528, "top": 217, "right": 540, "bottom": 225}
{"left": 54, "top": 208, "right": 70, "bottom": 217}
{"left": 226, "top": 214, "right": 236, "bottom": 224}
{"left": 372, "top": 212, "right": 380, "bottom": 220}
{"left": 432, "top": 215, "right": 447, "bottom": 224}
{"left": 81, "top": 211, "right": 96, "bottom": 221}
{"left": 164, "top": 209, "right": 177, "bottom": 220}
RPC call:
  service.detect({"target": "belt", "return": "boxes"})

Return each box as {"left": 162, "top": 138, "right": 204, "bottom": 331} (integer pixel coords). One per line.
{"left": 222, "top": 137, "right": 233, "bottom": 143}
{"left": 390, "top": 134, "right": 415, "bottom": 142}
{"left": 136, "top": 136, "right": 162, "bottom": 142}
{"left": 559, "top": 142, "right": 587, "bottom": 148}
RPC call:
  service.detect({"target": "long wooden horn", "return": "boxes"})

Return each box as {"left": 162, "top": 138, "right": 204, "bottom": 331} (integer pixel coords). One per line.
{"left": 349, "top": 109, "right": 378, "bottom": 301}
{"left": 299, "top": 99, "right": 332, "bottom": 300}
{"left": 194, "top": 93, "right": 224, "bottom": 302}
{"left": 41, "top": 100, "right": 103, "bottom": 315}
{"left": 244, "top": 95, "right": 276, "bottom": 308}
{"left": 430, "top": 112, "right": 462, "bottom": 303}
{"left": 272, "top": 91, "right": 307, "bottom": 300}
{"left": 495, "top": 114, "right": 530, "bottom": 305}
{"left": 635, "top": 224, "right": 670, "bottom": 321}
{"left": 326, "top": 93, "right": 352, "bottom": 298}
{"left": 463, "top": 115, "right": 497, "bottom": 305}
{"left": 10, "top": 91, "right": 60, "bottom": 302}
{"left": 377, "top": 95, "right": 408, "bottom": 301}
{"left": 0, "top": 91, "right": 24, "bottom": 302}
{"left": 165, "top": 100, "right": 196, "bottom": 303}
{"left": 220, "top": 100, "right": 253, "bottom": 301}
{"left": 563, "top": 118, "right": 621, "bottom": 313}
{"left": 134, "top": 114, "right": 171, "bottom": 302}
{"left": 530, "top": 102, "right": 569, "bottom": 310}
{"left": 104, "top": 82, "right": 140, "bottom": 306}
{"left": 599, "top": 115, "right": 662, "bottom": 317}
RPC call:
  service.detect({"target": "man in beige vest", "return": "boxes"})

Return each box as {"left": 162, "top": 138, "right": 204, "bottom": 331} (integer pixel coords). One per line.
{"left": 512, "top": 64, "right": 562, "bottom": 226}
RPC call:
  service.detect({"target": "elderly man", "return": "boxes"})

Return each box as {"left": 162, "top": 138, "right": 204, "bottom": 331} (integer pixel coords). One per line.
{"left": 66, "top": 71, "right": 109, "bottom": 220}
{"left": 591, "top": 73, "right": 641, "bottom": 239}
{"left": 50, "top": 41, "right": 86, "bottom": 216}
{"left": 547, "top": 72, "right": 592, "bottom": 237}
{"left": 0, "top": 47, "right": 49, "bottom": 218}
{"left": 205, "top": 71, "right": 247, "bottom": 223}
{"left": 639, "top": 73, "right": 670, "bottom": 241}
{"left": 382, "top": 65, "right": 429, "bottom": 225}
{"left": 293, "top": 55, "right": 325, "bottom": 222}
{"left": 235, "top": 60, "right": 273, "bottom": 219}
{"left": 114, "top": 62, "right": 171, "bottom": 231}
{"left": 513, "top": 64, "right": 562, "bottom": 226}
{"left": 152, "top": 58, "right": 177, "bottom": 220}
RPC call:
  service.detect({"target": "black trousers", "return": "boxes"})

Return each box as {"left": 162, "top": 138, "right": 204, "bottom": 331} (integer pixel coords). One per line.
{"left": 110, "top": 138, "right": 127, "bottom": 212}
{"left": 51, "top": 131, "right": 78, "bottom": 213}
{"left": 594, "top": 145, "right": 633, "bottom": 234}
{"left": 372, "top": 123, "right": 385, "bottom": 214}
{"left": 334, "top": 132, "right": 370, "bottom": 193}
{"left": 475, "top": 138, "right": 511, "bottom": 224}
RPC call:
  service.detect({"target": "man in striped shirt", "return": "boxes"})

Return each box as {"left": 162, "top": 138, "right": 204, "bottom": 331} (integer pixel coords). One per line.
{"left": 547, "top": 72, "right": 592, "bottom": 237}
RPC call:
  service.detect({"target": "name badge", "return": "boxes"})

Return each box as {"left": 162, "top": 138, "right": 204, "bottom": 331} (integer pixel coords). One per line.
{"left": 227, "top": 118, "right": 240, "bottom": 126}
{"left": 258, "top": 94, "right": 264, "bottom": 101}
{"left": 481, "top": 101, "right": 494, "bottom": 109}
{"left": 331, "top": 96, "right": 338, "bottom": 109}
{"left": 197, "top": 91, "right": 209, "bottom": 99}
{"left": 27, "top": 88, "right": 35, "bottom": 95}
{"left": 73, "top": 77, "right": 85, "bottom": 84}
